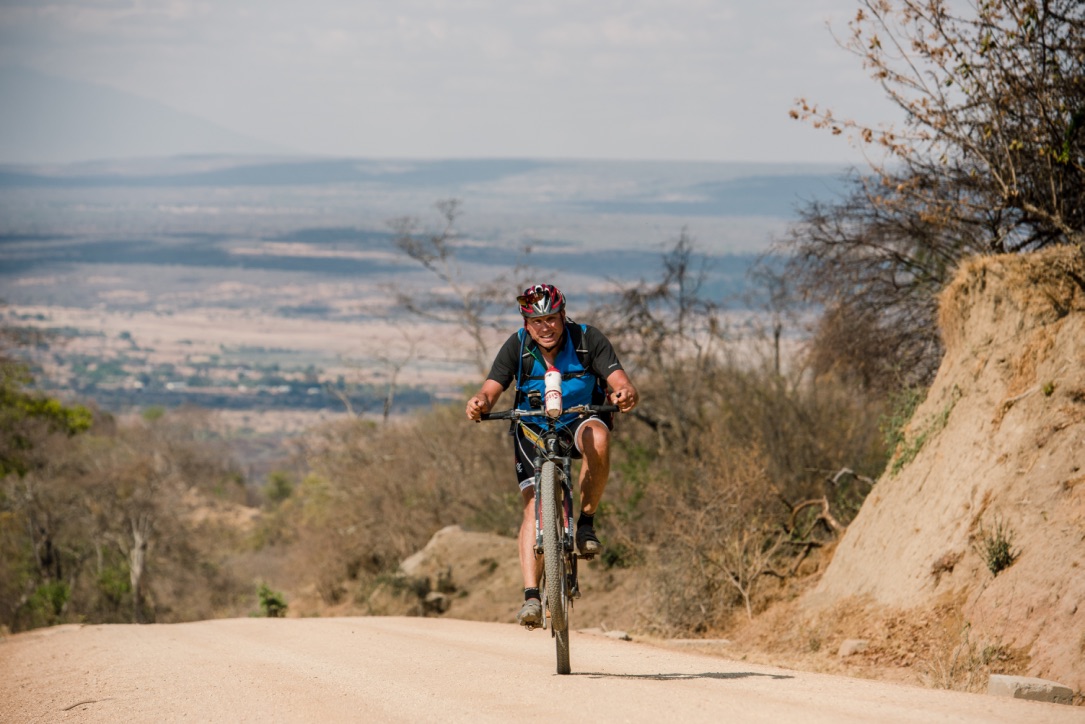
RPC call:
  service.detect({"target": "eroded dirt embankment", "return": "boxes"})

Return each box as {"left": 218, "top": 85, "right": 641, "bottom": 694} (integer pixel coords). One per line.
{"left": 804, "top": 246, "right": 1085, "bottom": 692}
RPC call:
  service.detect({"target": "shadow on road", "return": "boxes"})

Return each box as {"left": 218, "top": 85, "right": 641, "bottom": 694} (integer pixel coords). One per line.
{"left": 572, "top": 671, "right": 794, "bottom": 681}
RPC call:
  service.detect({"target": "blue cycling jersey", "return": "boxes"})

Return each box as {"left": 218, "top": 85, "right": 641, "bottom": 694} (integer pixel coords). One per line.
{"left": 515, "top": 325, "right": 598, "bottom": 427}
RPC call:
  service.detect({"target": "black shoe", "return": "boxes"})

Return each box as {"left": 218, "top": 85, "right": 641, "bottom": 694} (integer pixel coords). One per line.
{"left": 517, "top": 598, "right": 542, "bottom": 628}
{"left": 576, "top": 524, "right": 601, "bottom": 558}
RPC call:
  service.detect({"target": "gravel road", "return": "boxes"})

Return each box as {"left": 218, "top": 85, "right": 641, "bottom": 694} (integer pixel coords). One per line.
{"left": 1, "top": 617, "right": 1077, "bottom": 723}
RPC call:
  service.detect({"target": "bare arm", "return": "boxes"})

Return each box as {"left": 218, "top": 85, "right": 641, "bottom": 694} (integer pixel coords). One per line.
{"left": 605, "top": 370, "right": 639, "bottom": 413}
{"left": 465, "top": 379, "right": 506, "bottom": 421}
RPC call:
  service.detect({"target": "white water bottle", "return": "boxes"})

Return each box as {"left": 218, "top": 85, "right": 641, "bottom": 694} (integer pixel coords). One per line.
{"left": 544, "top": 366, "right": 562, "bottom": 418}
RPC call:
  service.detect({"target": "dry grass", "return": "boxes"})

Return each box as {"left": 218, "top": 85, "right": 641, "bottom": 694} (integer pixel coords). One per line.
{"left": 938, "top": 245, "right": 1085, "bottom": 354}
{"left": 718, "top": 589, "right": 1031, "bottom": 691}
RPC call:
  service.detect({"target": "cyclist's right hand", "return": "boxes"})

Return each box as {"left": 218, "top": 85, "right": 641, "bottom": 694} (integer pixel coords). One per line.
{"left": 466, "top": 395, "right": 489, "bottom": 421}
{"left": 466, "top": 381, "right": 503, "bottom": 422}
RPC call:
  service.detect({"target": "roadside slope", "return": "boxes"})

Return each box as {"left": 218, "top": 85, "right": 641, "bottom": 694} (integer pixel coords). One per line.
{"left": 805, "top": 246, "right": 1085, "bottom": 691}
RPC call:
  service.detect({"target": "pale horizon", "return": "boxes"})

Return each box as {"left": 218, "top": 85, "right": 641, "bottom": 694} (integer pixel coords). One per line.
{"left": 0, "top": 1, "right": 904, "bottom": 166}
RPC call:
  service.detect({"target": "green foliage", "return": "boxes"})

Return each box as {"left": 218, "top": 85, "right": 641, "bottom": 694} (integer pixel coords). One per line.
{"left": 265, "top": 470, "right": 294, "bottom": 505}
{"left": 215, "top": 470, "right": 247, "bottom": 500}
{"left": 97, "top": 565, "right": 131, "bottom": 607}
{"left": 976, "top": 516, "right": 1020, "bottom": 576}
{"left": 0, "top": 399, "right": 259, "bottom": 631}
{"left": 600, "top": 540, "right": 638, "bottom": 569}
{"left": 889, "top": 386, "right": 960, "bottom": 476}
{"left": 142, "top": 406, "right": 166, "bottom": 422}
{"left": 22, "top": 580, "right": 71, "bottom": 628}
{"left": 616, "top": 444, "right": 651, "bottom": 513}
{"left": 0, "top": 358, "right": 93, "bottom": 477}
{"left": 257, "top": 584, "right": 288, "bottom": 618}
{"left": 881, "top": 385, "right": 927, "bottom": 455}
{"left": 828, "top": 468, "right": 877, "bottom": 525}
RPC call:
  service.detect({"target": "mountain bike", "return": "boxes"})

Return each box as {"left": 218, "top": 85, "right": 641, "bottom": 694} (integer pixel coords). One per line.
{"left": 480, "top": 402, "right": 619, "bottom": 675}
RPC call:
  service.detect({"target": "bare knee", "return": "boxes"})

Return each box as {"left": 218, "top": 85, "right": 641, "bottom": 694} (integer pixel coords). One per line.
{"left": 578, "top": 420, "right": 610, "bottom": 460}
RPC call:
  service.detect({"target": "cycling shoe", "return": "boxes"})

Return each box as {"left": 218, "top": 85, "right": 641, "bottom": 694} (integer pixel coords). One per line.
{"left": 576, "top": 525, "right": 602, "bottom": 558}
{"left": 517, "top": 598, "right": 542, "bottom": 628}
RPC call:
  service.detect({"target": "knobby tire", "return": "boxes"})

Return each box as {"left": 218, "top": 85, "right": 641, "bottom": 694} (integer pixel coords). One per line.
{"left": 541, "top": 460, "right": 571, "bottom": 675}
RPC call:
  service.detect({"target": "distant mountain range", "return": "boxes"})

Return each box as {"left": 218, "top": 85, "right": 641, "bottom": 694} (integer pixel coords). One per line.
{"left": 0, "top": 155, "right": 852, "bottom": 220}
{"left": 0, "top": 66, "right": 857, "bottom": 223}
{"left": 0, "top": 66, "right": 285, "bottom": 164}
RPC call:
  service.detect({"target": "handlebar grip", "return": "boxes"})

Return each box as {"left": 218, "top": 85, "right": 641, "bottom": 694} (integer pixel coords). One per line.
{"left": 480, "top": 410, "right": 514, "bottom": 421}
{"left": 594, "top": 404, "right": 621, "bottom": 414}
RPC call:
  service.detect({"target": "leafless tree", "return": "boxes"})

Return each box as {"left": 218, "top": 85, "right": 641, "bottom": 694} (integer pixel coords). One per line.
{"left": 389, "top": 199, "right": 533, "bottom": 376}
{"left": 786, "top": 0, "right": 1084, "bottom": 388}
{"left": 326, "top": 328, "right": 423, "bottom": 424}
{"left": 593, "top": 228, "right": 727, "bottom": 453}
{"left": 375, "top": 334, "right": 420, "bottom": 424}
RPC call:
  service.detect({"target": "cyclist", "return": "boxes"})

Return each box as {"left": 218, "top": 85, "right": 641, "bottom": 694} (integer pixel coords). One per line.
{"left": 465, "top": 283, "right": 638, "bottom": 627}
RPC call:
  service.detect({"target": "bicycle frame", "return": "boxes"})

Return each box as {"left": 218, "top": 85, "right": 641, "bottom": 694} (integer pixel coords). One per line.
{"left": 480, "top": 402, "right": 618, "bottom": 675}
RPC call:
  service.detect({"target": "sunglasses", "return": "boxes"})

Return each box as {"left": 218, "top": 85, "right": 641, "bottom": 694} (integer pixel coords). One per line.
{"left": 517, "top": 289, "right": 545, "bottom": 306}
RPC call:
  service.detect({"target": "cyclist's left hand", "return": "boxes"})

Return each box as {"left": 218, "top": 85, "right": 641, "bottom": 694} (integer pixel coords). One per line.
{"left": 610, "top": 385, "right": 638, "bottom": 413}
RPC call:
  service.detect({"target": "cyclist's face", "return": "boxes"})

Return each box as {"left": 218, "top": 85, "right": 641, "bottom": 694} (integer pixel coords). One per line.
{"left": 525, "top": 312, "right": 564, "bottom": 349}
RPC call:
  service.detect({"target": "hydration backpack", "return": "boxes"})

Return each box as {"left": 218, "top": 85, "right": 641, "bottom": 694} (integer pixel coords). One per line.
{"left": 514, "top": 321, "right": 612, "bottom": 427}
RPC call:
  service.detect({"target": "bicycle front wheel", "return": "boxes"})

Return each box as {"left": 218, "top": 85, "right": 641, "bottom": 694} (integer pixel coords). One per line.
{"left": 540, "top": 460, "right": 571, "bottom": 674}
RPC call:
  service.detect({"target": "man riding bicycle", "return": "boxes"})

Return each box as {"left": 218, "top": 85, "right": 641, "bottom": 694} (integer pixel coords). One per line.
{"left": 465, "top": 284, "right": 638, "bottom": 628}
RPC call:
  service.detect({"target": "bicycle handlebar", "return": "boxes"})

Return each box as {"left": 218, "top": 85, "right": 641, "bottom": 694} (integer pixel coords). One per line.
{"left": 480, "top": 403, "right": 620, "bottom": 421}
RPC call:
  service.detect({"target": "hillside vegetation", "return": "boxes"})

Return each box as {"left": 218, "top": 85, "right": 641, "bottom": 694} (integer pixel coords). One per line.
{"left": 0, "top": 253, "right": 888, "bottom": 636}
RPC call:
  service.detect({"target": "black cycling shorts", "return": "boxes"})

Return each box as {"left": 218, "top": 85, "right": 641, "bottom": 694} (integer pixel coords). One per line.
{"left": 513, "top": 415, "right": 608, "bottom": 492}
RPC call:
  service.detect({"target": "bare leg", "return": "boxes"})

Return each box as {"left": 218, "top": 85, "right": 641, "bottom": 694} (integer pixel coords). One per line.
{"left": 518, "top": 488, "right": 541, "bottom": 590}
{"left": 576, "top": 420, "right": 610, "bottom": 515}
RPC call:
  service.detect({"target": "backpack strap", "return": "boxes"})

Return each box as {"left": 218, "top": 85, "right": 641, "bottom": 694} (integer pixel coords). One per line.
{"left": 515, "top": 328, "right": 526, "bottom": 408}
{"left": 568, "top": 322, "right": 591, "bottom": 371}
{"left": 570, "top": 322, "right": 613, "bottom": 424}
{"left": 514, "top": 328, "right": 544, "bottom": 406}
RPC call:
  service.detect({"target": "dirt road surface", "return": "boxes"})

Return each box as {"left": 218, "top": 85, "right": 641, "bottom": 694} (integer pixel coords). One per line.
{"left": 1, "top": 617, "right": 1077, "bottom": 723}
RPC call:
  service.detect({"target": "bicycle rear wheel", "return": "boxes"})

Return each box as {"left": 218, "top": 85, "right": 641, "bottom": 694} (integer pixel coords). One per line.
{"left": 540, "top": 460, "right": 571, "bottom": 674}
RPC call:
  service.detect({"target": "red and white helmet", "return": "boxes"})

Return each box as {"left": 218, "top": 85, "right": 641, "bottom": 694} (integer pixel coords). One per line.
{"left": 517, "top": 284, "right": 566, "bottom": 319}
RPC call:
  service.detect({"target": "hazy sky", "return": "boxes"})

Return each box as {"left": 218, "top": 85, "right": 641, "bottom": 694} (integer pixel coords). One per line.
{"left": 0, "top": 0, "right": 903, "bottom": 164}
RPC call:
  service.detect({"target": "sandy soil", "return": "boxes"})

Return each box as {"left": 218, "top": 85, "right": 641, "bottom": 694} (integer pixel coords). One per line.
{"left": 2, "top": 617, "right": 1078, "bottom": 723}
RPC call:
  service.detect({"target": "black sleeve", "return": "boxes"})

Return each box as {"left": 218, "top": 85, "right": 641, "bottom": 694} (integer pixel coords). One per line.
{"left": 582, "top": 325, "right": 624, "bottom": 382}
{"left": 485, "top": 332, "right": 523, "bottom": 390}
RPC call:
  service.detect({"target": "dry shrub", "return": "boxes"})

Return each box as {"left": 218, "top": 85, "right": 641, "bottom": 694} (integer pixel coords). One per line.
{"left": 691, "top": 358, "right": 888, "bottom": 523}
{"left": 260, "top": 312, "right": 890, "bottom": 630}
{"left": 598, "top": 341, "right": 891, "bottom": 638}
{"left": 642, "top": 439, "right": 783, "bottom": 635}
{"left": 1, "top": 406, "right": 254, "bottom": 630}
{"left": 916, "top": 614, "right": 1030, "bottom": 693}
{"left": 806, "top": 300, "right": 927, "bottom": 393}
{"left": 281, "top": 405, "right": 521, "bottom": 603}
{"left": 938, "top": 246, "right": 1085, "bottom": 354}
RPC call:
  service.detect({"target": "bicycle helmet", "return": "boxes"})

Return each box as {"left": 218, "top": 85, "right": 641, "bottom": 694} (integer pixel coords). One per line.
{"left": 517, "top": 284, "right": 566, "bottom": 319}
